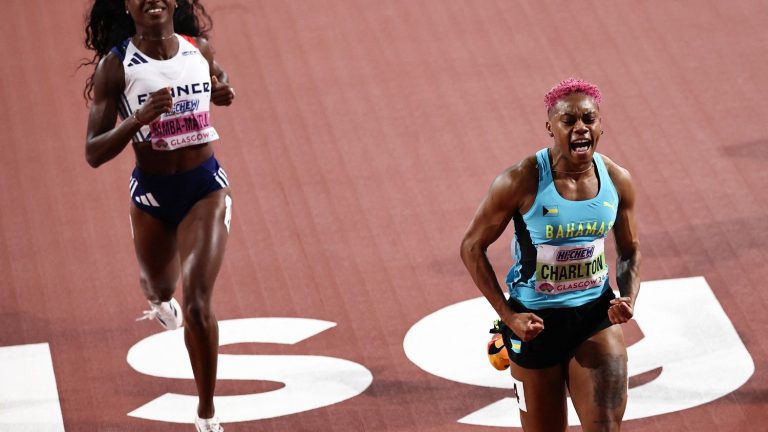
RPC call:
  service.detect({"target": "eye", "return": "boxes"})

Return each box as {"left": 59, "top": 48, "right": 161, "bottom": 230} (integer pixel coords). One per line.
{"left": 583, "top": 115, "right": 596, "bottom": 124}
{"left": 561, "top": 115, "right": 576, "bottom": 125}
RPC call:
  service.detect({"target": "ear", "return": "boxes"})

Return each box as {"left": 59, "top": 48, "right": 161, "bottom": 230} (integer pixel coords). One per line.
{"left": 545, "top": 121, "right": 553, "bottom": 137}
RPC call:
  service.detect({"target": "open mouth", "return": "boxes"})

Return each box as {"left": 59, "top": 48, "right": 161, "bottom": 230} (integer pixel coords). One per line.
{"left": 570, "top": 139, "right": 592, "bottom": 154}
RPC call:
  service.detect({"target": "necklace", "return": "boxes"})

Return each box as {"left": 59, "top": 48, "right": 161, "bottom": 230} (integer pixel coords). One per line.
{"left": 552, "top": 164, "right": 594, "bottom": 175}
{"left": 138, "top": 33, "right": 175, "bottom": 41}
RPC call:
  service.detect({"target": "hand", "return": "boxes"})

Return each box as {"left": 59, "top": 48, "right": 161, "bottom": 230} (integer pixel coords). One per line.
{"left": 503, "top": 312, "right": 544, "bottom": 342}
{"left": 608, "top": 296, "right": 634, "bottom": 324}
{"left": 135, "top": 87, "right": 173, "bottom": 125}
{"left": 210, "top": 75, "right": 235, "bottom": 106}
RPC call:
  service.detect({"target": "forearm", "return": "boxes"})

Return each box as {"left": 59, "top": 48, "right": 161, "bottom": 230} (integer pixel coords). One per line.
{"left": 460, "top": 242, "right": 513, "bottom": 320}
{"left": 615, "top": 250, "right": 641, "bottom": 304}
{"left": 215, "top": 69, "right": 228, "bottom": 84}
{"left": 85, "top": 115, "right": 142, "bottom": 168}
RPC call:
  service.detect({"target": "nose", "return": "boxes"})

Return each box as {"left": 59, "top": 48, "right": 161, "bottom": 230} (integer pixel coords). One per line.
{"left": 572, "top": 120, "right": 589, "bottom": 139}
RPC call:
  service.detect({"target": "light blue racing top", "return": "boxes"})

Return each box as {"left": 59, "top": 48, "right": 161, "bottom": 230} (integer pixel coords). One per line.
{"left": 506, "top": 148, "right": 619, "bottom": 309}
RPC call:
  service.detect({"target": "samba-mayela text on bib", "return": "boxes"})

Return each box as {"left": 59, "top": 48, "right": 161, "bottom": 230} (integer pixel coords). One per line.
{"left": 150, "top": 107, "right": 219, "bottom": 151}
{"left": 535, "top": 239, "right": 608, "bottom": 295}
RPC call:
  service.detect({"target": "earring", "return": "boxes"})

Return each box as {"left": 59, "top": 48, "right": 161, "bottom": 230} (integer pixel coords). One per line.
{"left": 549, "top": 133, "right": 554, "bottom": 137}
{"left": 125, "top": 9, "right": 129, "bottom": 14}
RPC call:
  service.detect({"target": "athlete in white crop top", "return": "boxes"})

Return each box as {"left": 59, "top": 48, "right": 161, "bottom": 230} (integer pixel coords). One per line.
{"left": 116, "top": 33, "right": 221, "bottom": 150}
{"left": 461, "top": 79, "right": 641, "bottom": 431}
{"left": 84, "top": 1, "right": 233, "bottom": 431}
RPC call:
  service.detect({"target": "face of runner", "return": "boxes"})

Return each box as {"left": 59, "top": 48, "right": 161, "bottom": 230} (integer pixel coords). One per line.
{"left": 546, "top": 92, "right": 603, "bottom": 166}
{"left": 125, "top": 0, "right": 176, "bottom": 29}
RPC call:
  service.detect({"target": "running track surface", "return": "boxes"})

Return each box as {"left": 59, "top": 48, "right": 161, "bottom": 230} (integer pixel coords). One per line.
{"left": 1, "top": 1, "right": 767, "bottom": 431}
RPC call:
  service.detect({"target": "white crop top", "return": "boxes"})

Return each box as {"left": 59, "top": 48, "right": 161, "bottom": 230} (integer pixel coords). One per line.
{"left": 111, "top": 34, "right": 219, "bottom": 150}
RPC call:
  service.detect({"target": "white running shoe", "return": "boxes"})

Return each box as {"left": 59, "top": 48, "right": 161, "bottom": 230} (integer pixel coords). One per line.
{"left": 195, "top": 416, "right": 223, "bottom": 432}
{"left": 136, "top": 298, "right": 183, "bottom": 330}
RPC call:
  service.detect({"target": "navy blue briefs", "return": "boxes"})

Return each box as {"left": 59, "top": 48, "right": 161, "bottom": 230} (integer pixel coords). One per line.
{"left": 129, "top": 156, "right": 230, "bottom": 226}
{"left": 500, "top": 288, "right": 616, "bottom": 369}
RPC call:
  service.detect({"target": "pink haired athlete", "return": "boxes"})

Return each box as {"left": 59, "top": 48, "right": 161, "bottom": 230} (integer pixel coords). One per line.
{"left": 544, "top": 78, "right": 602, "bottom": 113}
{"left": 462, "top": 78, "right": 641, "bottom": 431}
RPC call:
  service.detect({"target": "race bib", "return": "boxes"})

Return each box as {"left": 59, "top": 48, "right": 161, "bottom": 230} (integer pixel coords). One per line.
{"left": 149, "top": 110, "right": 218, "bottom": 151}
{"left": 535, "top": 239, "right": 608, "bottom": 295}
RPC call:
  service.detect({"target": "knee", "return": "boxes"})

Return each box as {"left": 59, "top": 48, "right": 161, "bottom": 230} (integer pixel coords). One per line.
{"left": 585, "top": 420, "right": 622, "bottom": 432}
{"left": 183, "top": 296, "right": 215, "bottom": 329}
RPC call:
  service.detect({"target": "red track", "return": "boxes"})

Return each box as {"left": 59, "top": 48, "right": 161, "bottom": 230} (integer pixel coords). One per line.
{"left": 1, "top": 0, "right": 766, "bottom": 430}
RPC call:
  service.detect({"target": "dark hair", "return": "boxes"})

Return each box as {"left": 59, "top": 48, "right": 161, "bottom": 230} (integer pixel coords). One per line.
{"left": 81, "top": 0, "right": 212, "bottom": 101}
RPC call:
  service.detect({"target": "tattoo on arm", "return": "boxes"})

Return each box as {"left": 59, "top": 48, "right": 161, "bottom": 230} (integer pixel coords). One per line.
{"left": 616, "top": 253, "right": 640, "bottom": 300}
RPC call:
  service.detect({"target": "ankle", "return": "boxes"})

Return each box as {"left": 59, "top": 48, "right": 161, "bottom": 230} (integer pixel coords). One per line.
{"left": 197, "top": 406, "right": 215, "bottom": 420}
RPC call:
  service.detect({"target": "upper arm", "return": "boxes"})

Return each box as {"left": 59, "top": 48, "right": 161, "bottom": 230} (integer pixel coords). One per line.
{"left": 462, "top": 158, "right": 537, "bottom": 251}
{"left": 607, "top": 158, "right": 640, "bottom": 259}
{"left": 195, "top": 37, "right": 225, "bottom": 79}
{"left": 86, "top": 54, "right": 124, "bottom": 141}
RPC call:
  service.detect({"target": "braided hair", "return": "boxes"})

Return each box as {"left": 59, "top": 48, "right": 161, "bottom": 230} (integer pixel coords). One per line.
{"left": 82, "top": 0, "right": 213, "bottom": 101}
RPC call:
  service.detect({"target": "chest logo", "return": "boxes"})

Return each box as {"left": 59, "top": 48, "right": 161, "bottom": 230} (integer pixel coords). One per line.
{"left": 542, "top": 206, "right": 559, "bottom": 217}
{"left": 127, "top": 52, "right": 149, "bottom": 67}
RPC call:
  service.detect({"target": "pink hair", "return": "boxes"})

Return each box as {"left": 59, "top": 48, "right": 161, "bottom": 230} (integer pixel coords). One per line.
{"left": 544, "top": 78, "right": 602, "bottom": 111}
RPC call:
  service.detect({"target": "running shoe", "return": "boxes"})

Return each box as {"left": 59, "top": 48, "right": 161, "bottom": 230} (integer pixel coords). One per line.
{"left": 195, "top": 416, "right": 223, "bottom": 432}
{"left": 487, "top": 319, "right": 511, "bottom": 370}
{"left": 136, "top": 298, "right": 183, "bottom": 330}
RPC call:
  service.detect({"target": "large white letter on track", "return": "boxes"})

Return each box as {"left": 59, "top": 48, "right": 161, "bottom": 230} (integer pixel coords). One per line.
{"left": 0, "top": 343, "right": 65, "bottom": 431}
{"left": 127, "top": 318, "right": 373, "bottom": 424}
{"left": 404, "top": 277, "right": 754, "bottom": 427}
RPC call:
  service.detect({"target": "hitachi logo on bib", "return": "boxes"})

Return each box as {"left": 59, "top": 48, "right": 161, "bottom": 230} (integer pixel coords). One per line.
{"left": 137, "top": 82, "right": 211, "bottom": 104}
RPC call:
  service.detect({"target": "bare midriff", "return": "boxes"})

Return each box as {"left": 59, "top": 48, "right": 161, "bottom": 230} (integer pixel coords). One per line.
{"left": 132, "top": 140, "right": 215, "bottom": 175}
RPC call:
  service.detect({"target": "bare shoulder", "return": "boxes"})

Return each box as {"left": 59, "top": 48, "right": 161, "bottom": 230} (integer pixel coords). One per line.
{"left": 96, "top": 51, "right": 124, "bottom": 76}
{"left": 600, "top": 154, "right": 635, "bottom": 202}
{"left": 495, "top": 155, "right": 537, "bottom": 188}
{"left": 190, "top": 36, "right": 219, "bottom": 73}
{"left": 193, "top": 36, "right": 214, "bottom": 56}
{"left": 490, "top": 154, "right": 539, "bottom": 210}
{"left": 93, "top": 52, "right": 125, "bottom": 96}
{"left": 193, "top": 36, "right": 210, "bottom": 48}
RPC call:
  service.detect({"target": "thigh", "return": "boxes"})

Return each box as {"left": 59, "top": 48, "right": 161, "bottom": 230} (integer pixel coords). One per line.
{"left": 567, "top": 324, "right": 628, "bottom": 431}
{"left": 510, "top": 362, "right": 568, "bottom": 432}
{"left": 130, "top": 204, "right": 180, "bottom": 290}
{"left": 177, "top": 189, "right": 232, "bottom": 301}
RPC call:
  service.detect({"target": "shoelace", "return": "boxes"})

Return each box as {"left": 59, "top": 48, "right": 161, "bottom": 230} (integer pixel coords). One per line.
{"left": 489, "top": 318, "right": 505, "bottom": 334}
{"left": 136, "top": 305, "right": 161, "bottom": 322}
{"left": 196, "top": 417, "right": 223, "bottom": 432}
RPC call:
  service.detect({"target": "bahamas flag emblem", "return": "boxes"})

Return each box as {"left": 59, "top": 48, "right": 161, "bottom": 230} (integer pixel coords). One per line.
{"left": 510, "top": 339, "right": 522, "bottom": 354}
{"left": 543, "top": 206, "right": 559, "bottom": 217}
